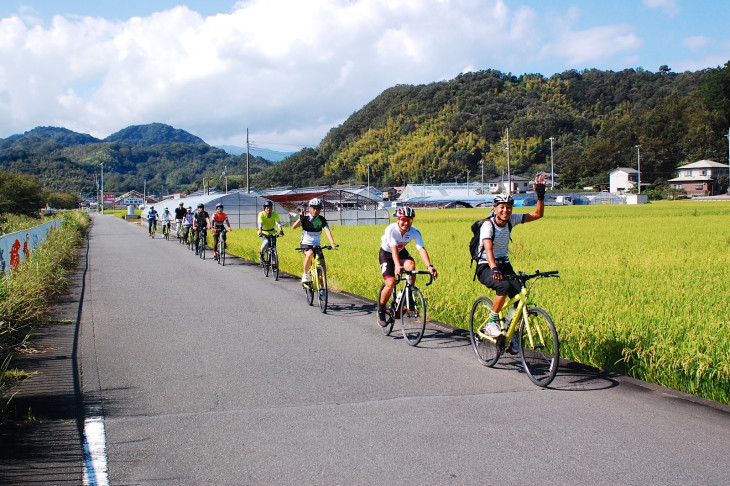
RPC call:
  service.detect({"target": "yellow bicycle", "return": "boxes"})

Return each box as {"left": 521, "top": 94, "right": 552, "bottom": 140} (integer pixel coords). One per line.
{"left": 296, "top": 246, "right": 335, "bottom": 313}
{"left": 469, "top": 270, "right": 560, "bottom": 387}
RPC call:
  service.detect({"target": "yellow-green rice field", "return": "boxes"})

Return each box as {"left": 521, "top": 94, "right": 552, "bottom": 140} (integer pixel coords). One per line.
{"left": 224, "top": 201, "right": 730, "bottom": 404}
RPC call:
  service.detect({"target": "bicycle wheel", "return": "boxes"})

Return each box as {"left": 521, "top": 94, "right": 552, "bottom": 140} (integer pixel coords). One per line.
{"left": 220, "top": 239, "right": 226, "bottom": 266}
{"left": 262, "top": 249, "right": 270, "bottom": 277}
{"left": 199, "top": 234, "right": 206, "bottom": 259}
{"left": 271, "top": 248, "right": 279, "bottom": 281}
{"left": 304, "top": 270, "right": 314, "bottom": 306}
{"left": 519, "top": 307, "right": 559, "bottom": 387}
{"left": 469, "top": 297, "right": 500, "bottom": 367}
{"left": 317, "top": 266, "right": 328, "bottom": 313}
{"left": 377, "top": 283, "right": 395, "bottom": 336}
{"left": 400, "top": 286, "right": 426, "bottom": 346}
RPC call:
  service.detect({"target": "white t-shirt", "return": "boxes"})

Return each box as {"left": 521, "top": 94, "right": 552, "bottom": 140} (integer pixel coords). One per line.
{"left": 477, "top": 214, "right": 524, "bottom": 263}
{"left": 380, "top": 223, "right": 425, "bottom": 252}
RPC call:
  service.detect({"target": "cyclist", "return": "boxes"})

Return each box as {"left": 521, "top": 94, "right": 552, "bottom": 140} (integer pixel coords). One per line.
{"left": 376, "top": 206, "right": 438, "bottom": 326}
{"left": 181, "top": 206, "right": 194, "bottom": 243}
{"left": 211, "top": 203, "right": 233, "bottom": 261}
{"left": 257, "top": 200, "right": 284, "bottom": 262}
{"left": 147, "top": 205, "right": 159, "bottom": 236}
{"left": 192, "top": 203, "right": 211, "bottom": 255}
{"left": 475, "top": 176, "right": 546, "bottom": 353}
{"left": 292, "top": 197, "right": 337, "bottom": 283}
{"left": 160, "top": 207, "right": 173, "bottom": 236}
{"left": 174, "top": 202, "right": 187, "bottom": 236}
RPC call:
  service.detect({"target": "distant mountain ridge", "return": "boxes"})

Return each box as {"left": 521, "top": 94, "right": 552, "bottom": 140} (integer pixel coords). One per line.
{"left": 105, "top": 123, "right": 205, "bottom": 146}
{"left": 0, "top": 123, "right": 275, "bottom": 195}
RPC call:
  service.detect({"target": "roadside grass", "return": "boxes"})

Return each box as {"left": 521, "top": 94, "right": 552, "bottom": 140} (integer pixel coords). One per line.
{"left": 224, "top": 201, "right": 730, "bottom": 404}
{"left": 0, "top": 213, "right": 58, "bottom": 234}
{"left": 0, "top": 211, "right": 90, "bottom": 422}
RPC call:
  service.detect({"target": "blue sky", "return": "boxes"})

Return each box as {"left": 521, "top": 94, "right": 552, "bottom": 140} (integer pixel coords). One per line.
{"left": 0, "top": 0, "right": 728, "bottom": 150}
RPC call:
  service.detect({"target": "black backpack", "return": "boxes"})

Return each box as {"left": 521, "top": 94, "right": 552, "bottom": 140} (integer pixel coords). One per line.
{"left": 469, "top": 215, "right": 512, "bottom": 276}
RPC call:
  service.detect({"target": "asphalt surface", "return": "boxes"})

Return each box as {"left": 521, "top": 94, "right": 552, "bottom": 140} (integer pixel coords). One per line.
{"left": 2, "top": 213, "right": 729, "bottom": 485}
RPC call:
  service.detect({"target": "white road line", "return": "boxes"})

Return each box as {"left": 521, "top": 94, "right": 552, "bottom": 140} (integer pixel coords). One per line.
{"left": 82, "top": 415, "right": 109, "bottom": 486}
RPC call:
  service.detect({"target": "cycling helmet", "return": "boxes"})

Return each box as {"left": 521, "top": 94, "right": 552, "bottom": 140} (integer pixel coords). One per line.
{"left": 393, "top": 207, "right": 415, "bottom": 219}
{"left": 187, "top": 206, "right": 192, "bottom": 210}
{"left": 150, "top": 206, "right": 154, "bottom": 210}
{"left": 263, "top": 200, "right": 273, "bottom": 208}
{"left": 215, "top": 203, "right": 223, "bottom": 209}
{"left": 492, "top": 193, "right": 514, "bottom": 207}
{"left": 197, "top": 203, "right": 204, "bottom": 208}
{"left": 179, "top": 202, "right": 184, "bottom": 206}
{"left": 308, "top": 198, "right": 322, "bottom": 208}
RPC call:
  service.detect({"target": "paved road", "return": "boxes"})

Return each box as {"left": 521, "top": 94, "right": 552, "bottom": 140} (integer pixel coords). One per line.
{"left": 72, "top": 214, "right": 730, "bottom": 484}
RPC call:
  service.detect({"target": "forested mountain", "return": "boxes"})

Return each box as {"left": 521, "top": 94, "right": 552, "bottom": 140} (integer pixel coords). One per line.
{"left": 0, "top": 124, "right": 274, "bottom": 196}
{"left": 253, "top": 63, "right": 730, "bottom": 190}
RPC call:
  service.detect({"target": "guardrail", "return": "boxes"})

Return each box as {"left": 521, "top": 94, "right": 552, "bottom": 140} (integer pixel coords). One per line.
{"left": 0, "top": 219, "right": 62, "bottom": 274}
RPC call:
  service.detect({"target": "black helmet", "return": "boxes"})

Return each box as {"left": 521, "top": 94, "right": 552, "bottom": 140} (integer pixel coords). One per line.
{"left": 197, "top": 203, "right": 204, "bottom": 209}
{"left": 263, "top": 200, "right": 273, "bottom": 208}
{"left": 393, "top": 207, "right": 415, "bottom": 219}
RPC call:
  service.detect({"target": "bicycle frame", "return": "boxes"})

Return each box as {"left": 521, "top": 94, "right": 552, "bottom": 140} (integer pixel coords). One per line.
{"left": 476, "top": 286, "right": 530, "bottom": 345}
{"left": 390, "top": 270, "right": 433, "bottom": 319}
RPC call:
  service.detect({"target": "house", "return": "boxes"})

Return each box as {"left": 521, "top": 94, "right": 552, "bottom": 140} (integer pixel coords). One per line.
{"left": 535, "top": 171, "right": 560, "bottom": 189}
{"left": 487, "top": 175, "right": 531, "bottom": 194}
{"left": 667, "top": 160, "right": 729, "bottom": 196}
{"left": 609, "top": 167, "right": 646, "bottom": 194}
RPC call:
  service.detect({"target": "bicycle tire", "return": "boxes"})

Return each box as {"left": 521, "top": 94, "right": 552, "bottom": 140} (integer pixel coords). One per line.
{"left": 304, "top": 269, "right": 314, "bottom": 306}
{"left": 469, "top": 296, "right": 500, "bottom": 367}
{"left": 262, "top": 249, "right": 270, "bottom": 277}
{"left": 519, "top": 307, "right": 559, "bottom": 387}
{"left": 199, "top": 233, "right": 206, "bottom": 259}
{"left": 218, "top": 235, "right": 225, "bottom": 266}
{"left": 271, "top": 248, "right": 279, "bottom": 281}
{"left": 317, "top": 266, "right": 328, "bottom": 313}
{"left": 377, "top": 283, "right": 395, "bottom": 336}
{"left": 401, "top": 286, "right": 426, "bottom": 346}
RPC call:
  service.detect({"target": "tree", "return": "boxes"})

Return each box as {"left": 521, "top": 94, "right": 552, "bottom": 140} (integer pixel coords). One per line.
{"left": 0, "top": 171, "right": 45, "bottom": 217}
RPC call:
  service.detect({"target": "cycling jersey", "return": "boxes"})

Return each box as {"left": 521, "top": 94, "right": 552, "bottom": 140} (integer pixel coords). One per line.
{"left": 212, "top": 212, "right": 229, "bottom": 229}
{"left": 161, "top": 211, "right": 172, "bottom": 222}
{"left": 182, "top": 213, "right": 194, "bottom": 226}
{"left": 299, "top": 214, "right": 328, "bottom": 246}
{"left": 258, "top": 211, "right": 281, "bottom": 234}
{"left": 174, "top": 206, "right": 187, "bottom": 219}
{"left": 147, "top": 210, "right": 159, "bottom": 221}
{"left": 380, "top": 223, "right": 425, "bottom": 252}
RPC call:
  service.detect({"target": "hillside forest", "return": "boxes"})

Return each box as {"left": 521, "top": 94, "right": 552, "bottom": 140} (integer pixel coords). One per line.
{"left": 1, "top": 63, "right": 729, "bottom": 204}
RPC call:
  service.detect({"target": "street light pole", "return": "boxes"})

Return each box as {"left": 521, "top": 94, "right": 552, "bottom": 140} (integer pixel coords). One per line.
{"left": 635, "top": 144, "right": 641, "bottom": 195}
{"left": 480, "top": 159, "right": 484, "bottom": 195}
{"left": 100, "top": 161, "right": 104, "bottom": 214}
{"left": 366, "top": 163, "right": 370, "bottom": 199}
{"left": 549, "top": 137, "right": 555, "bottom": 190}
{"left": 467, "top": 170, "right": 470, "bottom": 196}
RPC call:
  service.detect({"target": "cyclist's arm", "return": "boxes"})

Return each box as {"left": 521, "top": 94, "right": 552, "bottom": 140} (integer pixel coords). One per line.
{"left": 323, "top": 227, "right": 336, "bottom": 247}
{"left": 416, "top": 247, "right": 437, "bottom": 279}
{"left": 482, "top": 238, "right": 503, "bottom": 280}
{"left": 524, "top": 178, "right": 546, "bottom": 223}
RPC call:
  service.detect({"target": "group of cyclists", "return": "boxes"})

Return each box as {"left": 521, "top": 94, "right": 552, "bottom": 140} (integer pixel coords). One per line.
{"left": 148, "top": 201, "right": 232, "bottom": 261}
{"left": 144, "top": 175, "right": 546, "bottom": 342}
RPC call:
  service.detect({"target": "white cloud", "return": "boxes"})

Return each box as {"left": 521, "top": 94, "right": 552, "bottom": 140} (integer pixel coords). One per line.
{"left": 682, "top": 36, "right": 711, "bottom": 50}
{"left": 549, "top": 25, "right": 642, "bottom": 66}
{"left": 0, "top": 0, "right": 674, "bottom": 147}
{"left": 642, "top": 0, "right": 680, "bottom": 17}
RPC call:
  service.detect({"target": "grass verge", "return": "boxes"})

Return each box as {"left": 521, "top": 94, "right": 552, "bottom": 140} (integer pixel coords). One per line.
{"left": 0, "top": 211, "right": 90, "bottom": 422}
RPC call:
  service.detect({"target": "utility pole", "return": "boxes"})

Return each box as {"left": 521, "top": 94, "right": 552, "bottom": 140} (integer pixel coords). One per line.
{"left": 100, "top": 161, "right": 104, "bottom": 214}
{"left": 246, "top": 128, "right": 250, "bottom": 193}
{"left": 366, "top": 164, "right": 370, "bottom": 200}
{"left": 223, "top": 166, "right": 228, "bottom": 194}
{"left": 503, "top": 128, "right": 511, "bottom": 194}
{"left": 480, "top": 159, "right": 484, "bottom": 195}
{"left": 467, "top": 170, "right": 470, "bottom": 196}
{"left": 635, "top": 145, "right": 641, "bottom": 195}
{"left": 549, "top": 136, "right": 555, "bottom": 189}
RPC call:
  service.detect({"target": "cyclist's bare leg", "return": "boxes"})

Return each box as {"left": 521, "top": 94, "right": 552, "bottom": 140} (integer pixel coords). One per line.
{"left": 492, "top": 294, "right": 507, "bottom": 313}
{"left": 303, "top": 249, "right": 314, "bottom": 274}
{"left": 380, "top": 277, "right": 396, "bottom": 306}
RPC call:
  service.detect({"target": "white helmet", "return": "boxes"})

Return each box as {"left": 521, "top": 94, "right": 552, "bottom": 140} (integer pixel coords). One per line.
{"left": 308, "top": 198, "right": 322, "bottom": 208}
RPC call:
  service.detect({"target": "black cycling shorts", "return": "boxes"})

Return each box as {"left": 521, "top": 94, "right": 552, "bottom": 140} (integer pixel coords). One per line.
{"left": 379, "top": 247, "right": 414, "bottom": 280}
{"left": 476, "top": 262, "right": 520, "bottom": 297}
